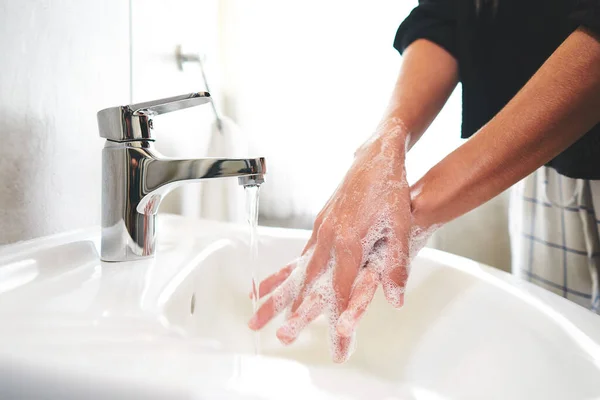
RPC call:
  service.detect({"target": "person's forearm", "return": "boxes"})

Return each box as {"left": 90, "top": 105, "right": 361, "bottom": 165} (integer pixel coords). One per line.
{"left": 380, "top": 39, "right": 459, "bottom": 149}
{"left": 411, "top": 28, "right": 600, "bottom": 229}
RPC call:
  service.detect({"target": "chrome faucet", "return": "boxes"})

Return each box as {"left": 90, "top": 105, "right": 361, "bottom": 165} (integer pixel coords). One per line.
{"left": 97, "top": 92, "right": 266, "bottom": 262}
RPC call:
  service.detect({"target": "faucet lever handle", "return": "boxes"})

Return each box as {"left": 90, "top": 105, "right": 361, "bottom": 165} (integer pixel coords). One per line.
{"left": 129, "top": 92, "right": 211, "bottom": 116}
{"left": 97, "top": 92, "right": 211, "bottom": 142}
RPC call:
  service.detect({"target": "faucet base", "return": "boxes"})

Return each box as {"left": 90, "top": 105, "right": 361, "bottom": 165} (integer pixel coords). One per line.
{"left": 101, "top": 212, "right": 156, "bottom": 262}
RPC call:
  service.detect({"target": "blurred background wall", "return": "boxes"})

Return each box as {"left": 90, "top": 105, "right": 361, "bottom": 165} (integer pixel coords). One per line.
{"left": 0, "top": 0, "right": 129, "bottom": 244}
{"left": 0, "top": 0, "right": 511, "bottom": 272}
{"left": 0, "top": 0, "right": 219, "bottom": 244}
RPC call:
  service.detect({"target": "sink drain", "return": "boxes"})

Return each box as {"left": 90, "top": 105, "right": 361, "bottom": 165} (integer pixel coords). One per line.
{"left": 190, "top": 293, "right": 196, "bottom": 315}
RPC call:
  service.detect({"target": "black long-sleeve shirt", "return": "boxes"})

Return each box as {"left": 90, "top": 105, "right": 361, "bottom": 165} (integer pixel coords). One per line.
{"left": 395, "top": 0, "right": 600, "bottom": 179}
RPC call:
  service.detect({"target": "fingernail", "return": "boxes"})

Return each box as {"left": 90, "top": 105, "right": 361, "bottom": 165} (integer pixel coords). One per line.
{"left": 386, "top": 292, "right": 404, "bottom": 308}
{"left": 336, "top": 312, "right": 355, "bottom": 337}
{"left": 248, "top": 315, "right": 259, "bottom": 330}
{"left": 276, "top": 323, "right": 296, "bottom": 345}
{"left": 396, "top": 293, "right": 405, "bottom": 308}
{"left": 332, "top": 350, "right": 349, "bottom": 364}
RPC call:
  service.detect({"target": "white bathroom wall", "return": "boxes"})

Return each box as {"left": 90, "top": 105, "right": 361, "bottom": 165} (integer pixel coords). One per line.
{"left": 0, "top": 0, "right": 130, "bottom": 245}
{"left": 0, "top": 0, "right": 222, "bottom": 245}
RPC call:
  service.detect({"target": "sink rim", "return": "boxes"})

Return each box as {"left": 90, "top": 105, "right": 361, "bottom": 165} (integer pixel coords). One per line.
{"left": 1, "top": 214, "right": 600, "bottom": 400}
{"left": 1, "top": 213, "right": 599, "bottom": 342}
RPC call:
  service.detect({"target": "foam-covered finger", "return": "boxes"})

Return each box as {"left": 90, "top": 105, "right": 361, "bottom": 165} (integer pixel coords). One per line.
{"left": 331, "top": 242, "right": 362, "bottom": 315}
{"left": 330, "top": 330, "right": 355, "bottom": 364}
{"left": 250, "top": 262, "right": 296, "bottom": 300}
{"left": 276, "top": 292, "right": 325, "bottom": 345}
{"left": 381, "top": 244, "right": 409, "bottom": 308}
{"left": 329, "top": 245, "right": 362, "bottom": 363}
{"left": 291, "top": 242, "right": 332, "bottom": 312}
{"left": 248, "top": 271, "right": 301, "bottom": 330}
{"left": 336, "top": 268, "right": 378, "bottom": 337}
{"left": 301, "top": 232, "right": 317, "bottom": 254}
{"left": 377, "top": 217, "right": 410, "bottom": 308}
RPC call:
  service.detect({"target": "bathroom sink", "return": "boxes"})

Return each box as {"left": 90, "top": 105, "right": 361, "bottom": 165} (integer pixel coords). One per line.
{"left": 0, "top": 214, "right": 599, "bottom": 399}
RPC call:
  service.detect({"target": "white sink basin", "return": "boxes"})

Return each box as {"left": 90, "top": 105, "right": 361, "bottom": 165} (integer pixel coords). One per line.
{"left": 0, "top": 214, "right": 599, "bottom": 399}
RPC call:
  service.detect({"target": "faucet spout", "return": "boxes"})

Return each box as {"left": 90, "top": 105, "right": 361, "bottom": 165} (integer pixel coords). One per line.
{"left": 101, "top": 140, "right": 266, "bottom": 262}
{"left": 238, "top": 174, "right": 265, "bottom": 188}
{"left": 141, "top": 151, "right": 265, "bottom": 213}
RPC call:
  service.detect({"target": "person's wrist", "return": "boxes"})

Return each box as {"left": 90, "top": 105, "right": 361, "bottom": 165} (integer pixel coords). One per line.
{"left": 409, "top": 178, "right": 435, "bottom": 232}
{"left": 355, "top": 119, "right": 410, "bottom": 161}
{"left": 380, "top": 118, "right": 411, "bottom": 154}
{"left": 408, "top": 178, "right": 443, "bottom": 259}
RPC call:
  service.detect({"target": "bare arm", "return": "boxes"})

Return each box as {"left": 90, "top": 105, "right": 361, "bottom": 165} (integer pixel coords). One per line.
{"left": 383, "top": 39, "right": 459, "bottom": 149}
{"left": 410, "top": 28, "right": 600, "bottom": 229}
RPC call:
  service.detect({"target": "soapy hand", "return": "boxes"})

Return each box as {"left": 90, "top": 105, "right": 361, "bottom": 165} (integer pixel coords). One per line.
{"left": 248, "top": 119, "right": 425, "bottom": 363}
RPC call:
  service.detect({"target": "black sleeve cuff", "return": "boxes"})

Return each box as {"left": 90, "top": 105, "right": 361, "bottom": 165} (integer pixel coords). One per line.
{"left": 570, "top": 0, "right": 600, "bottom": 36}
{"left": 393, "top": 1, "right": 457, "bottom": 58}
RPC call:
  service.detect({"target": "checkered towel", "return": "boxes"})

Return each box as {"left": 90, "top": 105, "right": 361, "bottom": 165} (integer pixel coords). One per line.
{"left": 510, "top": 167, "right": 600, "bottom": 313}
